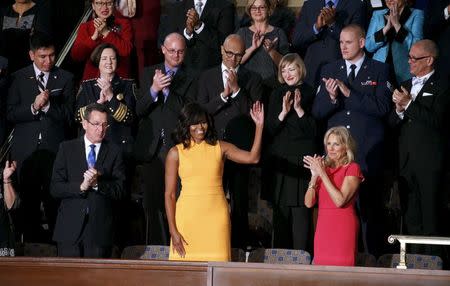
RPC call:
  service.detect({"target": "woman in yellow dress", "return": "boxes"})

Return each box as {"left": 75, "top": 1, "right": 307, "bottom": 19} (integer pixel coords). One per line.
{"left": 165, "top": 102, "right": 264, "bottom": 262}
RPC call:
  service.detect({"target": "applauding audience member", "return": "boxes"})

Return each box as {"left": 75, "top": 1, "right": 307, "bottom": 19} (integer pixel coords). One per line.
{"left": 304, "top": 127, "right": 364, "bottom": 266}
{"left": 366, "top": 0, "right": 424, "bottom": 87}
{"left": 71, "top": 0, "right": 133, "bottom": 80}
{"left": 265, "top": 53, "right": 316, "bottom": 251}
{"left": 237, "top": 0, "right": 289, "bottom": 89}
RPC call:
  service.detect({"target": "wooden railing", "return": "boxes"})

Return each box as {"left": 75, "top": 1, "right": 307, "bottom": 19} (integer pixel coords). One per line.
{"left": 1, "top": 257, "right": 449, "bottom": 286}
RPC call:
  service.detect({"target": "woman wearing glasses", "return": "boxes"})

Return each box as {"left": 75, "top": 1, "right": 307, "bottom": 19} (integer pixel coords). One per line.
{"left": 75, "top": 43, "right": 136, "bottom": 157}
{"left": 365, "top": 0, "right": 424, "bottom": 87}
{"left": 71, "top": 0, "right": 133, "bottom": 80}
{"left": 236, "top": 0, "right": 289, "bottom": 90}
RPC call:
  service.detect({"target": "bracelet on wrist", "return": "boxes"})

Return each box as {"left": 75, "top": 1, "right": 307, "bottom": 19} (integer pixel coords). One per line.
{"left": 3, "top": 180, "right": 12, "bottom": 184}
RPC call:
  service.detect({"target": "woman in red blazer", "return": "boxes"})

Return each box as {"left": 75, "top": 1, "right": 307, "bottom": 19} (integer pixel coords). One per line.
{"left": 71, "top": 0, "right": 133, "bottom": 80}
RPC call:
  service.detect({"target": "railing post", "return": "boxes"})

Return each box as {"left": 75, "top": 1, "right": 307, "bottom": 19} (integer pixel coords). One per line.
{"left": 397, "top": 241, "right": 407, "bottom": 269}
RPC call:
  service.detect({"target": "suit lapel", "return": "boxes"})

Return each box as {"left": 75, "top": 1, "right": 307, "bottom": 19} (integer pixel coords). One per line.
{"left": 46, "top": 68, "right": 58, "bottom": 91}
{"left": 96, "top": 140, "right": 108, "bottom": 170}
{"left": 415, "top": 73, "right": 437, "bottom": 101}
{"left": 337, "top": 60, "right": 347, "bottom": 82}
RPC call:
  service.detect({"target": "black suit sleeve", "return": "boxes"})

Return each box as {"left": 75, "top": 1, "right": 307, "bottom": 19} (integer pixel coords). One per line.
{"left": 51, "top": 142, "right": 85, "bottom": 199}
{"left": 405, "top": 84, "right": 450, "bottom": 130}
{"left": 7, "top": 73, "right": 38, "bottom": 123}
{"left": 96, "top": 147, "right": 126, "bottom": 201}
{"left": 136, "top": 67, "right": 159, "bottom": 117}
{"left": 45, "top": 72, "right": 75, "bottom": 124}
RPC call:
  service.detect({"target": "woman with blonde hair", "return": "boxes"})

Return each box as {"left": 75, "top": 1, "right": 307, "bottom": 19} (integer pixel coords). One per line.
{"left": 303, "top": 126, "right": 364, "bottom": 266}
{"left": 264, "top": 53, "right": 316, "bottom": 251}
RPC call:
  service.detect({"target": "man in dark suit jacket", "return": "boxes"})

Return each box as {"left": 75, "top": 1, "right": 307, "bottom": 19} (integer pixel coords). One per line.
{"left": 162, "top": 0, "right": 235, "bottom": 72}
{"left": 390, "top": 39, "right": 450, "bottom": 254}
{"left": 51, "top": 103, "right": 125, "bottom": 257}
{"left": 313, "top": 24, "right": 391, "bottom": 256}
{"left": 6, "top": 32, "right": 74, "bottom": 242}
{"left": 197, "top": 34, "right": 263, "bottom": 248}
{"left": 292, "top": 0, "right": 365, "bottom": 88}
{"left": 425, "top": 1, "right": 450, "bottom": 80}
{"left": 134, "top": 32, "right": 197, "bottom": 245}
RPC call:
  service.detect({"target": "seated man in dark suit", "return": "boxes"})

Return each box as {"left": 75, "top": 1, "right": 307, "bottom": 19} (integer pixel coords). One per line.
{"left": 390, "top": 39, "right": 450, "bottom": 254}
{"left": 161, "top": 0, "right": 235, "bottom": 72}
{"left": 292, "top": 0, "right": 366, "bottom": 88}
{"left": 7, "top": 31, "right": 74, "bottom": 242}
{"left": 197, "top": 33, "right": 263, "bottom": 248}
{"left": 51, "top": 103, "right": 126, "bottom": 258}
{"left": 313, "top": 24, "right": 391, "bottom": 256}
{"left": 134, "top": 32, "right": 197, "bottom": 245}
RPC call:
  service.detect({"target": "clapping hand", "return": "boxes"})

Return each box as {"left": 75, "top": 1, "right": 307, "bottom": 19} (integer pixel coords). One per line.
{"left": 97, "top": 77, "right": 113, "bottom": 102}
{"left": 250, "top": 101, "right": 264, "bottom": 127}
{"left": 92, "top": 17, "right": 107, "bottom": 40}
{"left": 303, "top": 154, "right": 325, "bottom": 177}
{"left": 151, "top": 69, "right": 172, "bottom": 93}
{"left": 392, "top": 86, "right": 411, "bottom": 112}
{"left": 293, "top": 88, "right": 305, "bottom": 117}
{"left": 263, "top": 37, "right": 278, "bottom": 53}
{"left": 251, "top": 30, "right": 265, "bottom": 50}
{"left": 80, "top": 168, "right": 98, "bottom": 192}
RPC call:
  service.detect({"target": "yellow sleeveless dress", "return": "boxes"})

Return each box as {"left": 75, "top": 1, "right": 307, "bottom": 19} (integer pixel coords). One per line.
{"left": 169, "top": 141, "right": 231, "bottom": 261}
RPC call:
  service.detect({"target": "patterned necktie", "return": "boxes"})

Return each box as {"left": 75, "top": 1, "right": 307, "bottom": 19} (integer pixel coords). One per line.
{"left": 162, "top": 69, "right": 175, "bottom": 102}
{"left": 37, "top": 72, "right": 46, "bottom": 92}
{"left": 195, "top": 1, "right": 203, "bottom": 15}
{"left": 348, "top": 64, "right": 356, "bottom": 84}
{"left": 326, "top": 0, "right": 334, "bottom": 8}
{"left": 87, "top": 144, "right": 96, "bottom": 168}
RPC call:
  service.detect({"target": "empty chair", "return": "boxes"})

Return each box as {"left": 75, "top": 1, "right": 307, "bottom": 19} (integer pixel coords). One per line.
{"left": 355, "top": 252, "right": 377, "bottom": 267}
{"left": 377, "top": 254, "right": 443, "bottom": 270}
{"left": 231, "top": 248, "right": 246, "bottom": 262}
{"left": 248, "top": 248, "right": 311, "bottom": 265}
{"left": 121, "top": 245, "right": 169, "bottom": 260}
{"left": 24, "top": 243, "right": 57, "bottom": 257}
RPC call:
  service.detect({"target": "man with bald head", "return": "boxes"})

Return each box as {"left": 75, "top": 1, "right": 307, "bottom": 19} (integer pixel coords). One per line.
{"left": 134, "top": 32, "right": 198, "bottom": 244}
{"left": 390, "top": 40, "right": 450, "bottom": 253}
{"left": 198, "top": 34, "right": 263, "bottom": 248}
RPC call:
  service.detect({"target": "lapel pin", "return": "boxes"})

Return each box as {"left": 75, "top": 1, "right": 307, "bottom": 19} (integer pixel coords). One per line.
{"left": 116, "top": 93, "right": 124, "bottom": 101}
{"left": 340, "top": 65, "right": 344, "bottom": 69}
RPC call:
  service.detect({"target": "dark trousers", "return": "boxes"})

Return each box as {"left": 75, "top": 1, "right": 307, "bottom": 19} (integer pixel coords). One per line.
{"left": 225, "top": 161, "right": 250, "bottom": 249}
{"left": 399, "top": 166, "right": 443, "bottom": 255}
{"left": 57, "top": 214, "right": 112, "bottom": 258}
{"left": 273, "top": 205, "right": 311, "bottom": 251}
{"left": 17, "top": 149, "right": 57, "bottom": 243}
{"left": 139, "top": 153, "right": 169, "bottom": 245}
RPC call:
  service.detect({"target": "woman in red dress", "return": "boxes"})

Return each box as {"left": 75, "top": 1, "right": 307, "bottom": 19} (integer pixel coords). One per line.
{"left": 303, "top": 126, "right": 364, "bottom": 266}
{"left": 71, "top": 0, "right": 133, "bottom": 80}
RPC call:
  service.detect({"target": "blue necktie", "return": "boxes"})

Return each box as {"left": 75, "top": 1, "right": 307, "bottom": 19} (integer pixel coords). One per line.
{"left": 87, "top": 144, "right": 96, "bottom": 168}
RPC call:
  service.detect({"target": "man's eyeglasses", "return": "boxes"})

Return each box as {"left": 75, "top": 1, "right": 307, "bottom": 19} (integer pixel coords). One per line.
{"left": 408, "top": 55, "right": 431, "bottom": 62}
{"left": 87, "top": 119, "right": 110, "bottom": 130}
{"left": 163, "top": 45, "right": 185, "bottom": 55}
{"left": 250, "top": 5, "right": 267, "bottom": 12}
{"left": 93, "top": 1, "right": 114, "bottom": 8}
{"left": 223, "top": 48, "right": 244, "bottom": 59}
